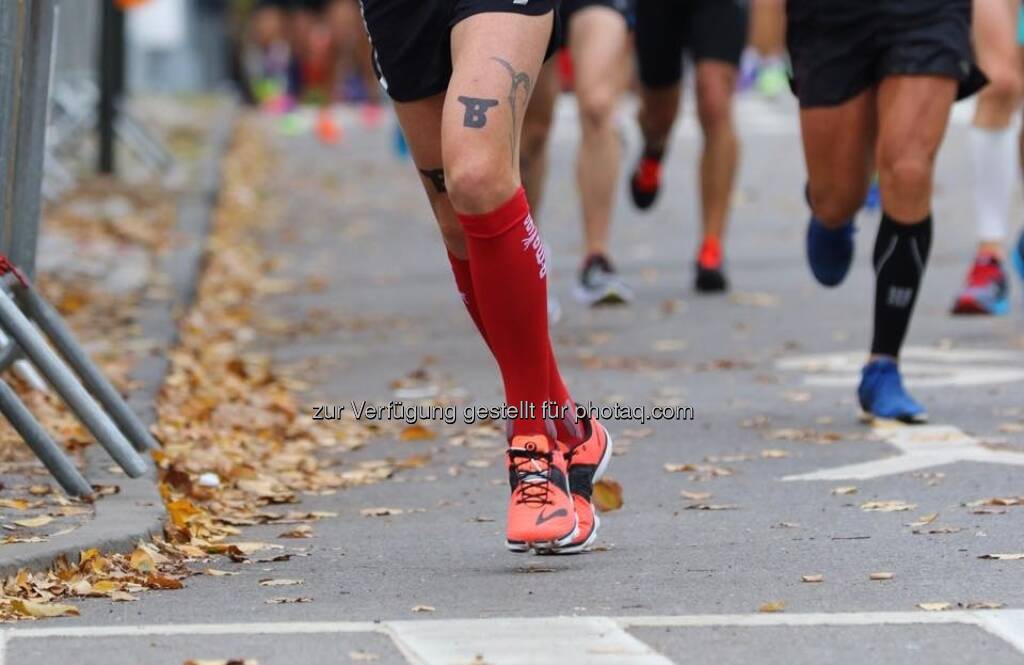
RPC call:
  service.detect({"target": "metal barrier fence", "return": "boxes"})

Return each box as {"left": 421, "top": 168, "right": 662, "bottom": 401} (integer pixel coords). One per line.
{"left": 0, "top": 0, "right": 160, "bottom": 497}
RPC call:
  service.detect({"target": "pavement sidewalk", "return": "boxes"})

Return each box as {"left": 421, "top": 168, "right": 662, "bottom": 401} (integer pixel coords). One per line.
{"left": 0, "top": 96, "right": 237, "bottom": 577}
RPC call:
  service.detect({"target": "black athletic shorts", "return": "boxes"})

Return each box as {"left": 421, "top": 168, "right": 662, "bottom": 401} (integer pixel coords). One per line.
{"left": 787, "top": 0, "right": 985, "bottom": 108}
{"left": 557, "top": 0, "right": 634, "bottom": 49}
{"left": 635, "top": 0, "right": 749, "bottom": 89}
{"left": 256, "top": 0, "right": 325, "bottom": 10}
{"left": 360, "top": 0, "right": 558, "bottom": 103}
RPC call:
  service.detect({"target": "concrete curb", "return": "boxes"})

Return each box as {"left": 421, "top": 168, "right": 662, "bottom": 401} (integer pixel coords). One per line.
{"left": 0, "top": 96, "right": 239, "bottom": 577}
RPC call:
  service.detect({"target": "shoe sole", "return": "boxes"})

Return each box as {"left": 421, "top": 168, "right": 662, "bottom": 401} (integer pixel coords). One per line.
{"left": 858, "top": 410, "right": 929, "bottom": 426}
{"left": 573, "top": 284, "right": 633, "bottom": 308}
{"left": 951, "top": 297, "right": 1010, "bottom": 316}
{"left": 537, "top": 512, "right": 600, "bottom": 556}
{"left": 505, "top": 515, "right": 579, "bottom": 554}
{"left": 537, "top": 425, "right": 614, "bottom": 555}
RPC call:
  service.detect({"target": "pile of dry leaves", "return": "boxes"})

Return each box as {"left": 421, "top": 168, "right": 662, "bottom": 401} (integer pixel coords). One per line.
{"left": 0, "top": 121, "right": 390, "bottom": 621}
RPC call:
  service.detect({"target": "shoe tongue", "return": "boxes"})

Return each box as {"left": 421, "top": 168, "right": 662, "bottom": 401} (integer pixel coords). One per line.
{"left": 510, "top": 434, "right": 553, "bottom": 455}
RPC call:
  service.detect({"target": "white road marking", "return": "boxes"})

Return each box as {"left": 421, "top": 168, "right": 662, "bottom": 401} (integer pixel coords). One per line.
{"left": 776, "top": 347, "right": 1024, "bottom": 388}
{"left": 5, "top": 620, "right": 383, "bottom": 640}
{"left": 388, "top": 616, "right": 674, "bottom": 665}
{"left": 783, "top": 424, "right": 1024, "bottom": 481}
{"left": 4, "top": 610, "right": 1024, "bottom": 661}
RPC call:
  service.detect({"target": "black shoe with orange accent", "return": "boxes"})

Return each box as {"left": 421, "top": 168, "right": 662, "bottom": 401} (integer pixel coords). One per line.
{"left": 695, "top": 237, "right": 729, "bottom": 293}
{"left": 504, "top": 434, "right": 578, "bottom": 553}
{"left": 630, "top": 155, "right": 663, "bottom": 210}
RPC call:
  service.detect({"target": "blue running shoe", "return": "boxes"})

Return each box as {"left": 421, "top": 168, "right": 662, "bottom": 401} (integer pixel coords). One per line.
{"left": 858, "top": 358, "right": 928, "bottom": 424}
{"left": 951, "top": 253, "right": 1009, "bottom": 316}
{"left": 1014, "top": 229, "right": 1024, "bottom": 285}
{"left": 806, "top": 218, "right": 856, "bottom": 287}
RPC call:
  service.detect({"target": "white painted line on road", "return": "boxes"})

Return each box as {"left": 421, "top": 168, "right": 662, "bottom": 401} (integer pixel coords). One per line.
{"left": 776, "top": 347, "right": 1024, "bottom": 388}
{"left": 388, "top": 616, "right": 675, "bottom": 665}
{"left": 4, "top": 620, "right": 383, "bottom": 640}
{"left": 782, "top": 424, "right": 1024, "bottom": 481}
{"left": 618, "top": 610, "right": 985, "bottom": 629}
{"left": 975, "top": 610, "right": 1024, "bottom": 654}
{"left": 5, "top": 610, "right": 1024, "bottom": 659}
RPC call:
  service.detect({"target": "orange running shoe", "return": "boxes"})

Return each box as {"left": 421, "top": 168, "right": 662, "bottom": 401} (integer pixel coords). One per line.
{"left": 505, "top": 434, "right": 577, "bottom": 552}
{"left": 542, "top": 417, "right": 613, "bottom": 555}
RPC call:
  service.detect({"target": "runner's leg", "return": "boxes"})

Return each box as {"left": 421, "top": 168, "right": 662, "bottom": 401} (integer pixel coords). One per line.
{"left": 569, "top": 6, "right": 629, "bottom": 258}
{"left": 520, "top": 60, "right": 560, "bottom": 216}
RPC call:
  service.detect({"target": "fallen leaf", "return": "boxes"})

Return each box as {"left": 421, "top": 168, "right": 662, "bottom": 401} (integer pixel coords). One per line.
{"left": 685, "top": 503, "right": 737, "bottom": 511}
{"left": 961, "top": 601, "right": 1004, "bottom": 610}
{"left": 917, "top": 602, "right": 952, "bottom": 612}
{"left": 680, "top": 490, "right": 712, "bottom": 502}
{"left": 758, "top": 601, "right": 785, "bottom": 613}
{"left": 13, "top": 515, "right": 53, "bottom": 528}
{"left": 0, "top": 499, "right": 31, "bottom": 510}
{"left": 10, "top": 598, "right": 79, "bottom": 618}
{"left": 130, "top": 547, "right": 157, "bottom": 573}
{"left": 913, "top": 526, "right": 962, "bottom": 535}
{"left": 978, "top": 553, "right": 1024, "bottom": 560}
{"left": 204, "top": 569, "right": 239, "bottom": 577}
{"left": 860, "top": 500, "right": 917, "bottom": 512}
{"left": 801, "top": 574, "right": 823, "bottom": 583}
{"left": 870, "top": 572, "right": 894, "bottom": 581}
{"left": 259, "top": 578, "right": 303, "bottom": 587}
{"left": 110, "top": 591, "right": 137, "bottom": 602}
{"left": 360, "top": 507, "right": 404, "bottom": 517}
{"left": 592, "top": 479, "right": 623, "bottom": 512}
{"left": 906, "top": 513, "right": 938, "bottom": 527}
{"left": 400, "top": 424, "right": 435, "bottom": 441}
{"left": 411, "top": 604, "right": 435, "bottom": 613}
{"left": 349, "top": 651, "right": 380, "bottom": 662}
{"left": 761, "top": 449, "right": 790, "bottom": 459}
{"left": 264, "top": 597, "right": 312, "bottom": 604}
{"left": 278, "top": 525, "right": 314, "bottom": 539}
{"left": 831, "top": 486, "right": 857, "bottom": 496}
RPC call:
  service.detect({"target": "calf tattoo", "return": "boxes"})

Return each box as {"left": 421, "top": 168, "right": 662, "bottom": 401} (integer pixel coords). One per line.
{"left": 418, "top": 168, "right": 447, "bottom": 194}
{"left": 458, "top": 96, "right": 499, "bottom": 129}
{"left": 492, "top": 57, "right": 532, "bottom": 164}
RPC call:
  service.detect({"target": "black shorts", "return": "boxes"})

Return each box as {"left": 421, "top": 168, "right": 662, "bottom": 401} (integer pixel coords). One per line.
{"left": 635, "top": 0, "right": 748, "bottom": 89}
{"left": 557, "top": 0, "right": 633, "bottom": 49}
{"left": 787, "top": 0, "right": 984, "bottom": 108}
{"left": 360, "top": 0, "right": 558, "bottom": 103}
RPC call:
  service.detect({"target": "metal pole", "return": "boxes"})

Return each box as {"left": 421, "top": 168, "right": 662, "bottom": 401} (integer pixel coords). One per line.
{"left": 0, "top": 1, "right": 25, "bottom": 258}
{"left": 0, "top": 380, "right": 93, "bottom": 497}
{"left": 20, "top": 284, "right": 160, "bottom": 452}
{"left": 97, "top": 0, "right": 124, "bottom": 175}
{"left": 8, "top": 0, "right": 54, "bottom": 278}
{"left": 0, "top": 288, "right": 148, "bottom": 477}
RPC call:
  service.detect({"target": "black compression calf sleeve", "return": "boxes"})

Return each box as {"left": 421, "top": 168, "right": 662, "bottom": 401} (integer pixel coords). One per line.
{"left": 870, "top": 213, "right": 933, "bottom": 357}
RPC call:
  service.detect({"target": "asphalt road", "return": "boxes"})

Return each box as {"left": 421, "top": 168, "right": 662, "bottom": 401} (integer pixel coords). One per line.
{"left": 6, "top": 94, "right": 1024, "bottom": 665}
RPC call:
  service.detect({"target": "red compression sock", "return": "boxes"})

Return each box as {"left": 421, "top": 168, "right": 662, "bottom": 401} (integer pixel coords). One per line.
{"left": 447, "top": 232, "right": 580, "bottom": 445}
{"left": 456, "top": 188, "right": 556, "bottom": 438}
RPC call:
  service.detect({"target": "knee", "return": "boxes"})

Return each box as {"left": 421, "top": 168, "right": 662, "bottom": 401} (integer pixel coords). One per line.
{"left": 878, "top": 154, "right": 932, "bottom": 199}
{"left": 810, "top": 183, "right": 867, "bottom": 226}
{"left": 982, "top": 67, "right": 1024, "bottom": 111}
{"left": 696, "top": 86, "right": 733, "bottom": 133}
{"left": 445, "top": 154, "right": 516, "bottom": 213}
{"left": 578, "top": 89, "right": 618, "bottom": 135}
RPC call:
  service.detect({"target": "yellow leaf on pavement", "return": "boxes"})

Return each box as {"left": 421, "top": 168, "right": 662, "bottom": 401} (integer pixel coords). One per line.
{"left": 10, "top": 598, "right": 80, "bottom": 618}
{"left": 592, "top": 479, "right": 623, "bottom": 513}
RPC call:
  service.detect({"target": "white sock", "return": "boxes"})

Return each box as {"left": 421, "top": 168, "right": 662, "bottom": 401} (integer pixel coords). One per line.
{"left": 968, "top": 124, "right": 1017, "bottom": 244}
